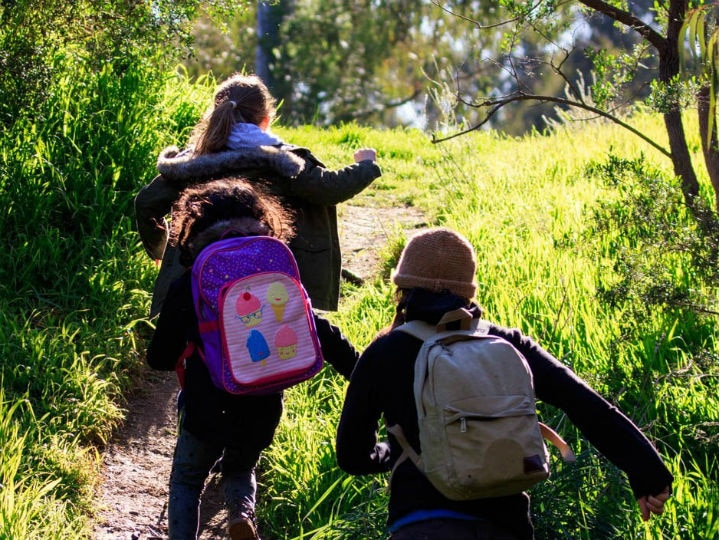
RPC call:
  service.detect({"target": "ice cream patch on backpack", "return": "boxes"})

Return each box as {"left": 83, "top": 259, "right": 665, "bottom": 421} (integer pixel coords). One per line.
{"left": 191, "top": 236, "right": 323, "bottom": 394}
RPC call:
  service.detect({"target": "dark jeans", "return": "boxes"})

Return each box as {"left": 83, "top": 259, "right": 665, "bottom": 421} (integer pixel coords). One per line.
{"left": 168, "top": 426, "right": 256, "bottom": 540}
{"left": 390, "top": 518, "right": 521, "bottom": 540}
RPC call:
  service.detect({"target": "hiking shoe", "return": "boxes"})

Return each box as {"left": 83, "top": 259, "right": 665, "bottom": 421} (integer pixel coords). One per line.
{"left": 228, "top": 512, "right": 259, "bottom": 540}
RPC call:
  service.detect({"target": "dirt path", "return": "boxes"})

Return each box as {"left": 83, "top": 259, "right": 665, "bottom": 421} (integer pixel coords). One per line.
{"left": 92, "top": 204, "right": 426, "bottom": 540}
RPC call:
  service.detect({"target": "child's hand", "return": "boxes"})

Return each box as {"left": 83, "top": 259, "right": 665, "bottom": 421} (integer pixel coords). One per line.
{"left": 637, "top": 486, "right": 671, "bottom": 521}
{"left": 353, "top": 148, "right": 377, "bottom": 163}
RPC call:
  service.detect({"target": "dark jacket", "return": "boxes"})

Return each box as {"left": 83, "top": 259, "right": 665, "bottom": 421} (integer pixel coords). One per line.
{"left": 135, "top": 144, "right": 381, "bottom": 316}
{"left": 335, "top": 289, "right": 674, "bottom": 539}
{"left": 147, "top": 270, "right": 359, "bottom": 456}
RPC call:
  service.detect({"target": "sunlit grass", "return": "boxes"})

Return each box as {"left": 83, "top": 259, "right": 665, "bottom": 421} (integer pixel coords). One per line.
{"left": 0, "top": 390, "right": 89, "bottom": 539}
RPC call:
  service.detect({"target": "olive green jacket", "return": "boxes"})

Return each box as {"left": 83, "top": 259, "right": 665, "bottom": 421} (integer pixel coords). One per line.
{"left": 135, "top": 144, "right": 381, "bottom": 316}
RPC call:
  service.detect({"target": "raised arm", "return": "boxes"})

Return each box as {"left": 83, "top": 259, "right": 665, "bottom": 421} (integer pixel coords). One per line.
{"left": 287, "top": 148, "right": 382, "bottom": 206}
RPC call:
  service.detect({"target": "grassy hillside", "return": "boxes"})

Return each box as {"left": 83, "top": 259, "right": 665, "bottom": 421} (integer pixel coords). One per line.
{"left": 268, "top": 119, "right": 718, "bottom": 540}
{"left": 0, "top": 63, "right": 716, "bottom": 539}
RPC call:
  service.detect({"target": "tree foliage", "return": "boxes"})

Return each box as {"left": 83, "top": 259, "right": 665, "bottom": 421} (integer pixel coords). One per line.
{"left": 430, "top": 0, "right": 718, "bottom": 218}
{"left": 187, "top": 0, "right": 535, "bottom": 127}
{"left": 184, "top": 0, "right": 663, "bottom": 136}
{"left": 0, "top": 0, "right": 244, "bottom": 125}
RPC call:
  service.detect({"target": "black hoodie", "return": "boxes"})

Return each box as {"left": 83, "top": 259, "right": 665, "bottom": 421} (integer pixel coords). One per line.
{"left": 335, "top": 288, "right": 673, "bottom": 538}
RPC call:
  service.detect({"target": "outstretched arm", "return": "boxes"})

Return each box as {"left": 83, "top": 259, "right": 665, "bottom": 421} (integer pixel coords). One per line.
{"left": 491, "top": 325, "right": 674, "bottom": 501}
{"left": 313, "top": 314, "right": 359, "bottom": 380}
{"left": 288, "top": 148, "right": 382, "bottom": 206}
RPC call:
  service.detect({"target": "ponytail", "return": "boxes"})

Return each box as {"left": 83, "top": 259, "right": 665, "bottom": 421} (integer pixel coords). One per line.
{"left": 193, "top": 100, "right": 236, "bottom": 155}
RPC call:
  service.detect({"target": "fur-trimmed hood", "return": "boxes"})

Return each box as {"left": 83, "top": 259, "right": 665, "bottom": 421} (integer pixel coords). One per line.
{"left": 156, "top": 144, "right": 306, "bottom": 184}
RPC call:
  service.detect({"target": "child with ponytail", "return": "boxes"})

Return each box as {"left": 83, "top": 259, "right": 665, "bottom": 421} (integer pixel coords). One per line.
{"left": 136, "top": 73, "right": 381, "bottom": 317}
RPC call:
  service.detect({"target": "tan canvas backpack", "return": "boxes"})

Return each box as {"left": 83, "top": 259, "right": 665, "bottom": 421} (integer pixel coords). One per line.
{"left": 387, "top": 309, "right": 575, "bottom": 500}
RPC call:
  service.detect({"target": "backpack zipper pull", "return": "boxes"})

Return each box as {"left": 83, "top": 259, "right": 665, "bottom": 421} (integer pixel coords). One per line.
{"left": 460, "top": 417, "right": 467, "bottom": 433}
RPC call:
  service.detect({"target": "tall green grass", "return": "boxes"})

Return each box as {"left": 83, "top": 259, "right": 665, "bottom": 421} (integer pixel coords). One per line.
{"left": 0, "top": 58, "right": 716, "bottom": 539}
{"left": 0, "top": 59, "right": 213, "bottom": 538}
{"left": 264, "top": 118, "right": 717, "bottom": 539}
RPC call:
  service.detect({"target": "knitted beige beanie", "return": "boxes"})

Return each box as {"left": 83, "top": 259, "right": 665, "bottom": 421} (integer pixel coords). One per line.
{"left": 391, "top": 227, "right": 477, "bottom": 299}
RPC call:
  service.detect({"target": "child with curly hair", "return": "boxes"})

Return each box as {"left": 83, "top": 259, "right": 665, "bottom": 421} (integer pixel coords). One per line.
{"left": 147, "top": 178, "right": 359, "bottom": 540}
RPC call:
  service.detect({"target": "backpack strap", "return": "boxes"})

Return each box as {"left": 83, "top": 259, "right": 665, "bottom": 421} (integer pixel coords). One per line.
{"left": 396, "top": 310, "right": 489, "bottom": 341}
{"left": 436, "top": 307, "right": 474, "bottom": 330}
{"left": 174, "top": 341, "right": 196, "bottom": 389}
{"left": 538, "top": 422, "right": 576, "bottom": 462}
{"left": 385, "top": 423, "right": 422, "bottom": 490}
{"left": 395, "top": 320, "right": 437, "bottom": 341}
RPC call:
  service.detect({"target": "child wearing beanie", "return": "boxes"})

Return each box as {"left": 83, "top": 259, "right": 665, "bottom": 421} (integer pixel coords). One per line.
{"left": 336, "top": 227, "right": 672, "bottom": 540}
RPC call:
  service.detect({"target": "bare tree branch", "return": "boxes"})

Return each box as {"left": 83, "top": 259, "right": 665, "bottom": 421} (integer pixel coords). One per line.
{"left": 432, "top": 92, "right": 673, "bottom": 159}
{"left": 431, "top": 0, "right": 520, "bottom": 30}
{"left": 548, "top": 48, "right": 585, "bottom": 102}
{"left": 577, "top": 0, "right": 666, "bottom": 50}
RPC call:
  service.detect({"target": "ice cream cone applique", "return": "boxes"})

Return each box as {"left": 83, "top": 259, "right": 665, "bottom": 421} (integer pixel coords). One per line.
{"left": 267, "top": 281, "right": 289, "bottom": 322}
{"left": 246, "top": 329, "right": 270, "bottom": 366}
{"left": 236, "top": 289, "right": 263, "bottom": 327}
{"left": 275, "top": 324, "right": 298, "bottom": 360}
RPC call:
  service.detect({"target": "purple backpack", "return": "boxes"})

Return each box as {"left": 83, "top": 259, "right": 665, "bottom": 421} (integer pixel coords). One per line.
{"left": 190, "top": 236, "right": 323, "bottom": 394}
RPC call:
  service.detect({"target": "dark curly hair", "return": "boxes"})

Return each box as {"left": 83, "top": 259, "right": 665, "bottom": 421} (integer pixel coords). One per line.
{"left": 170, "top": 177, "right": 295, "bottom": 266}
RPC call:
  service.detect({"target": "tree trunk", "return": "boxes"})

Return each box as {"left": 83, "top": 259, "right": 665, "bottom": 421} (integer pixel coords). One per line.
{"left": 255, "top": 1, "right": 294, "bottom": 113}
{"left": 698, "top": 85, "right": 719, "bottom": 211}
{"left": 661, "top": 0, "right": 703, "bottom": 212}
{"left": 255, "top": 2, "right": 276, "bottom": 89}
{"left": 663, "top": 109, "right": 701, "bottom": 203}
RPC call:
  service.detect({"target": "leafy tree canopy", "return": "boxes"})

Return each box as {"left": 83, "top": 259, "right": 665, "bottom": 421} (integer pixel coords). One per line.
{"left": 0, "top": 0, "right": 248, "bottom": 125}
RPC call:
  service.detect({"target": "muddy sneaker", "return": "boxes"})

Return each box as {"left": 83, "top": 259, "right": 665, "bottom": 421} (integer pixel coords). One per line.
{"left": 228, "top": 511, "right": 259, "bottom": 540}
